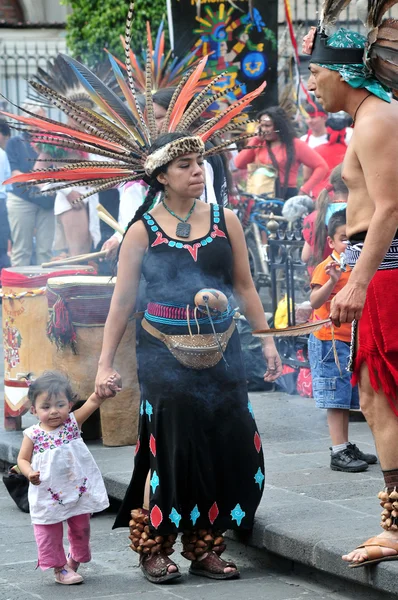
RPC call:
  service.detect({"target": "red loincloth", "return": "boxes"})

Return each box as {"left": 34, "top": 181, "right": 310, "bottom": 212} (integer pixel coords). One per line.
{"left": 352, "top": 270, "right": 398, "bottom": 416}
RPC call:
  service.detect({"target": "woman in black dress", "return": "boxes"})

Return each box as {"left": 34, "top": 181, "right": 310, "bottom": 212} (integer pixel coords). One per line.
{"left": 95, "top": 131, "right": 282, "bottom": 583}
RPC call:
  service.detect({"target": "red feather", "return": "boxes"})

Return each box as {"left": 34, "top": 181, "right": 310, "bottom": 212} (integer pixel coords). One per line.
{"left": 5, "top": 167, "right": 132, "bottom": 185}
{"left": 146, "top": 21, "right": 154, "bottom": 58}
{"left": 200, "top": 81, "right": 267, "bottom": 142}
{"left": 1, "top": 111, "right": 126, "bottom": 154}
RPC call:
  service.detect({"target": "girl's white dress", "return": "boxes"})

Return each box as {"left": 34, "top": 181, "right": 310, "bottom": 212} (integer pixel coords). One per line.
{"left": 24, "top": 412, "right": 109, "bottom": 524}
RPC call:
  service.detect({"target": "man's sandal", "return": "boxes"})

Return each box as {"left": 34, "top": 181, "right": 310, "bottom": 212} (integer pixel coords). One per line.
{"left": 348, "top": 537, "right": 398, "bottom": 568}
{"left": 189, "top": 551, "right": 240, "bottom": 580}
{"left": 140, "top": 553, "right": 182, "bottom": 583}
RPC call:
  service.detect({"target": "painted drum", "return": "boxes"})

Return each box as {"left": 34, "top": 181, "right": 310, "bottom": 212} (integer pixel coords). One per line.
{"left": 46, "top": 275, "right": 140, "bottom": 447}
{"left": 1, "top": 265, "right": 95, "bottom": 431}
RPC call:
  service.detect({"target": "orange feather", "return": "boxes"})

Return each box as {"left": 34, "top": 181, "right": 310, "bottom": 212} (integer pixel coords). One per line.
{"left": 200, "top": 81, "right": 267, "bottom": 142}
{"left": 168, "top": 56, "right": 208, "bottom": 131}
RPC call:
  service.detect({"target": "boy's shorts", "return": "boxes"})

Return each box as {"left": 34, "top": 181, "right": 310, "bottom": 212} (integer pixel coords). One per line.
{"left": 308, "top": 334, "right": 360, "bottom": 410}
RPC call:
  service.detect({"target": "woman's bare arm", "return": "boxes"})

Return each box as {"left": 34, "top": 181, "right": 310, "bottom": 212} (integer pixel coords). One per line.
{"left": 224, "top": 209, "right": 282, "bottom": 380}
{"left": 96, "top": 221, "right": 148, "bottom": 396}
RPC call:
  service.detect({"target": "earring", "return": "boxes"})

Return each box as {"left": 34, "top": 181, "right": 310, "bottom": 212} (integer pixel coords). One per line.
{"left": 164, "top": 187, "right": 169, "bottom": 199}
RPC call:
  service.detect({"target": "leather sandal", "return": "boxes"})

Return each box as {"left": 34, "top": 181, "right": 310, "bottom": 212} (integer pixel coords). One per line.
{"left": 189, "top": 551, "right": 240, "bottom": 580}
{"left": 348, "top": 537, "right": 398, "bottom": 568}
{"left": 140, "top": 552, "right": 182, "bottom": 583}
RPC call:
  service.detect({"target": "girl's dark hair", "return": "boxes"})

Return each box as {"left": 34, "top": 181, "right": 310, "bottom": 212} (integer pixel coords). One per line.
{"left": 123, "top": 131, "right": 193, "bottom": 235}
{"left": 152, "top": 87, "right": 177, "bottom": 111}
{"left": 327, "top": 208, "right": 346, "bottom": 239}
{"left": 313, "top": 163, "right": 348, "bottom": 265}
{"left": 257, "top": 106, "right": 296, "bottom": 200}
{"left": 28, "top": 371, "right": 76, "bottom": 407}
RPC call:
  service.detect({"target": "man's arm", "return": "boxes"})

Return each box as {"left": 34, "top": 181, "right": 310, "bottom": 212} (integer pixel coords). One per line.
{"left": 331, "top": 114, "right": 398, "bottom": 324}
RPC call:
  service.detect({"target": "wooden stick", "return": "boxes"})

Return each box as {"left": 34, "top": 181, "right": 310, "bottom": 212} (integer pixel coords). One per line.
{"left": 41, "top": 250, "right": 108, "bottom": 268}
{"left": 97, "top": 211, "right": 125, "bottom": 235}
{"left": 97, "top": 203, "right": 116, "bottom": 223}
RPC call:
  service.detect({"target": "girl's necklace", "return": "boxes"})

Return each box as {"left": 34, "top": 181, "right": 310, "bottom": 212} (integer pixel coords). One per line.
{"left": 352, "top": 93, "right": 372, "bottom": 126}
{"left": 162, "top": 198, "right": 196, "bottom": 238}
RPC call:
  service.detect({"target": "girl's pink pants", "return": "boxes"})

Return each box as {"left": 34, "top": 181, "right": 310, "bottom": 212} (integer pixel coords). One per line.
{"left": 33, "top": 513, "right": 91, "bottom": 570}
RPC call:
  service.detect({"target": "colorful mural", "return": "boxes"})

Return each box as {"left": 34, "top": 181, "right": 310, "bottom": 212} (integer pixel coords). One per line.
{"left": 171, "top": 0, "right": 278, "bottom": 109}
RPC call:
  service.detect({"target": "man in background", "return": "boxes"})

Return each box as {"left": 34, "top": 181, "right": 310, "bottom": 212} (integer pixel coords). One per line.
{"left": 0, "top": 118, "right": 11, "bottom": 275}
{"left": 6, "top": 102, "right": 55, "bottom": 266}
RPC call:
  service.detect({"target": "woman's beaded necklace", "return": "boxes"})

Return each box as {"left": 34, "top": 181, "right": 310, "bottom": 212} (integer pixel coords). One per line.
{"left": 162, "top": 198, "right": 196, "bottom": 238}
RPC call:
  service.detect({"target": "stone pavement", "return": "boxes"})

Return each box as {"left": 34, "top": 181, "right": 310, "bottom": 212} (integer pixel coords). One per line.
{"left": 0, "top": 490, "right": 389, "bottom": 600}
{"left": 1, "top": 389, "right": 398, "bottom": 597}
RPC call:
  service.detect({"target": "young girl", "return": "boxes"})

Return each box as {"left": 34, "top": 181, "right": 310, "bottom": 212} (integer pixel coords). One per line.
{"left": 308, "top": 210, "right": 377, "bottom": 472}
{"left": 17, "top": 371, "right": 118, "bottom": 585}
{"left": 301, "top": 163, "right": 348, "bottom": 275}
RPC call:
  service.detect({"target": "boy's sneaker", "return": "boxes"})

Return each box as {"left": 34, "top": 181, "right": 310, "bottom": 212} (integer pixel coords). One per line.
{"left": 54, "top": 565, "right": 83, "bottom": 585}
{"left": 67, "top": 553, "right": 80, "bottom": 572}
{"left": 330, "top": 447, "right": 369, "bottom": 472}
{"left": 347, "top": 443, "right": 378, "bottom": 464}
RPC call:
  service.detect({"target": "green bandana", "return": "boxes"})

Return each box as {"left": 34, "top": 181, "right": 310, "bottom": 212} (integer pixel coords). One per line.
{"left": 315, "top": 28, "right": 391, "bottom": 103}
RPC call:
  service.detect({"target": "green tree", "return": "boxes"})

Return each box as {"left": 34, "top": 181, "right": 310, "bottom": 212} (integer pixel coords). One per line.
{"left": 61, "top": 0, "right": 167, "bottom": 67}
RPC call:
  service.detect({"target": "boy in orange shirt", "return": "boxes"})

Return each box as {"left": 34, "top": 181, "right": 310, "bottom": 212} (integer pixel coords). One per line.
{"left": 308, "top": 210, "right": 377, "bottom": 472}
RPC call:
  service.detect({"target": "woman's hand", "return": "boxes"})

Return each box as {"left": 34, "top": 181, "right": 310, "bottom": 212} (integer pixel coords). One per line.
{"left": 67, "top": 190, "right": 85, "bottom": 210}
{"left": 28, "top": 470, "right": 41, "bottom": 485}
{"left": 95, "top": 366, "right": 122, "bottom": 398}
{"left": 101, "top": 236, "right": 120, "bottom": 260}
{"left": 262, "top": 340, "right": 283, "bottom": 382}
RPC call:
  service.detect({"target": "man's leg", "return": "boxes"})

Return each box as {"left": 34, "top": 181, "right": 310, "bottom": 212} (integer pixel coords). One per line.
{"left": 35, "top": 206, "right": 55, "bottom": 265}
{"left": 6, "top": 194, "right": 36, "bottom": 266}
{"left": 59, "top": 207, "right": 91, "bottom": 256}
{"left": 342, "top": 362, "right": 398, "bottom": 564}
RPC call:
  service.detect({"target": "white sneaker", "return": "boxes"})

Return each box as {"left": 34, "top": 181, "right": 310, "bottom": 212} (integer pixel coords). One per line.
{"left": 54, "top": 565, "right": 83, "bottom": 585}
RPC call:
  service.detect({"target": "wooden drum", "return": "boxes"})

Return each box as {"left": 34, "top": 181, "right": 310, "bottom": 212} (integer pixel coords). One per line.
{"left": 1, "top": 265, "right": 95, "bottom": 430}
{"left": 46, "top": 275, "right": 139, "bottom": 447}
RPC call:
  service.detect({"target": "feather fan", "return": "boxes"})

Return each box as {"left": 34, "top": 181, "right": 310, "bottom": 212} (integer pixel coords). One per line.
{"left": 252, "top": 319, "right": 332, "bottom": 338}
{"left": 366, "top": 0, "right": 398, "bottom": 27}
{"left": 319, "top": 0, "right": 352, "bottom": 29}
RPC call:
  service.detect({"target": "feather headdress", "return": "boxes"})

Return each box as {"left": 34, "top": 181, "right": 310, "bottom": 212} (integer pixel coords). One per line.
{"left": 115, "top": 19, "right": 210, "bottom": 93}
{"left": 29, "top": 54, "right": 120, "bottom": 110}
{"left": 302, "top": 0, "right": 398, "bottom": 90}
{"left": 2, "top": 2, "right": 266, "bottom": 201}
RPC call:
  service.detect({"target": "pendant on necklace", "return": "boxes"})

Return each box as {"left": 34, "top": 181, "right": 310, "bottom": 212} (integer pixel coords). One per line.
{"left": 176, "top": 222, "right": 191, "bottom": 238}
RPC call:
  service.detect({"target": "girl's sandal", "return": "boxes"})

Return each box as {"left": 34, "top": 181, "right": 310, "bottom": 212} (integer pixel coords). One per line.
{"left": 140, "top": 553, "right": 182, "bottom": 584}
{"left": 189, "top": 551, "right": 240, "bottom": 580}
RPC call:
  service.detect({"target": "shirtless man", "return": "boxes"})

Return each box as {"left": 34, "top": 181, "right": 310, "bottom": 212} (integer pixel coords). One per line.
{"left": 305, "top": 27, "right": 398, "bottom": 567}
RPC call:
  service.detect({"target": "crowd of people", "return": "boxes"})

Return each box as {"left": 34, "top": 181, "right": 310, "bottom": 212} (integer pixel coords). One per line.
{"left": 2, "top": 0, "right": 398, "bottom": 587}
{"left": 0, "top": 97, "right": 353, "bottom": 272}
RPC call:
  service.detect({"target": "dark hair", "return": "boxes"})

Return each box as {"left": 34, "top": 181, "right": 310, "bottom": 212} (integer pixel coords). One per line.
{"left": 28, "top": 371, "right": 76, "bottom": 407}
{"left": 257, "top": 106, "right": 296, "bottom": 199}
{"left": 152, "top": 87, "right": 177, "bottom": 111}
{"left": 304, "top": 101, "right": 326, "bottom": 116}
{"left": 327, "top": 208, "right": 346, "bottom": 239}
{"left": 0, "top": 118, "right": 11, "bottom": 137}
{"left": 313, "top": 163, "right": 348, "bottom": 264}
{"left": 123, "top": 131, "right": 193, "bottom": 234}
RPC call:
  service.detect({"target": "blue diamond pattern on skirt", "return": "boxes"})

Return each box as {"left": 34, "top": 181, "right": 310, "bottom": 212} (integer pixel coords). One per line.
{"left": 190, "top": 504, "right": 200, "bottom": 526}
{"left": 231, "top": 503, "right": 246, "bottom": 526}
{"left": 169, "top": 507, "right": 182, "bottom": 527}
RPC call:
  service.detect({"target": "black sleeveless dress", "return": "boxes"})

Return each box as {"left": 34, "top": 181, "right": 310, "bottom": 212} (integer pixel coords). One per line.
{"left": 114, "top": 204, "right": 265, "bottom": 535}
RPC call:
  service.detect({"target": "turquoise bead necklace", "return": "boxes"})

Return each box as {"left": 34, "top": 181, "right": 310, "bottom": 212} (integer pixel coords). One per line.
{"left": 162, "top": 198, "right": 196, "bottom": 238}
